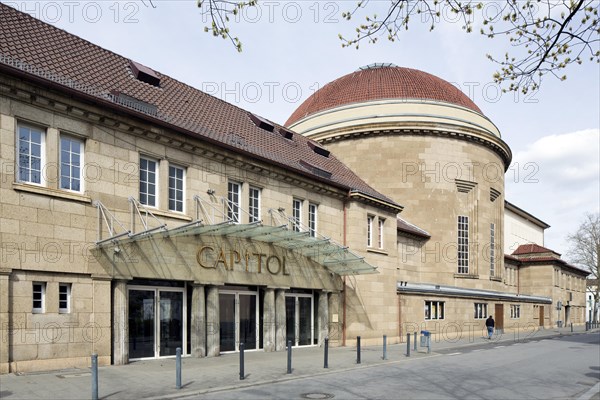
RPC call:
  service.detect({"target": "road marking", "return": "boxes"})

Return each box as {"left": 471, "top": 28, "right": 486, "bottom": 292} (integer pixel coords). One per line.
{"left": 447, "top": 352, "right": 462, "bottom": 356}
{"left": 577, "top": 382, "right": 600, "bottom": 400}
{"left": 494, "top": 346, "right": 506, "bottom": 348}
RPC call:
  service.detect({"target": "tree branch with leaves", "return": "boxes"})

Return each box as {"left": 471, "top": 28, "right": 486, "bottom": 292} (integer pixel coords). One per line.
{"left": 197, "top": 0, "right": 599, "bottom": 94}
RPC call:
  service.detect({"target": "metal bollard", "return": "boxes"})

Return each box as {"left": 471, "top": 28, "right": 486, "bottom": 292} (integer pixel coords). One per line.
{"left": 176, "top": 347, "right": 182, "bottom": 389}
{"left": 287, "top": 340, "right": 292, "bottom": 374}
{"left": 586, "top": 321, "right": 589, "bottom": 331}
{"left": 413, "top": 332, "right": 417, "bottom": 351}
{"left": 570, "top": 322, "right": 573, "bottom": 332}
{"left": 382, "top": 335, "right": 387, "bottom": 360}
{"left": 356, "top": 336, "right": 361, "bottom": 364}
{"left": 324, "top": 337, "right": 329, "bottom": 369}
{"left": 427, "top": 335, "right": 431, "bottom": 354}
{"left": 239, "top": 343, "right": 245, "bottom": 380}
{"left": 91, "top": 353, "right": 98, "bottom": 400}
{"left": 406, "top": 333, "right": 411, "bottom": 357}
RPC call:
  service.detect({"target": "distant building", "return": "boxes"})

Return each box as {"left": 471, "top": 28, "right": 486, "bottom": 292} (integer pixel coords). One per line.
{"left": 0, "top": 4, "right": 589, "bottom": 374}
{"left": 587, "top": 279, "right": 599, "bottom": 322}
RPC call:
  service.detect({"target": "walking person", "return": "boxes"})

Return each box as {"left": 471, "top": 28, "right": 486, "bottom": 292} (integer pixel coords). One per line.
{"left": 485, "top": 315, "right": 495, "bottom": 339}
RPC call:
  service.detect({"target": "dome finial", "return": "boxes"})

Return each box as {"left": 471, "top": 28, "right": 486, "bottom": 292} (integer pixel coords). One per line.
{"left": 357, "top": 63, "right": 398, "bottom": 71}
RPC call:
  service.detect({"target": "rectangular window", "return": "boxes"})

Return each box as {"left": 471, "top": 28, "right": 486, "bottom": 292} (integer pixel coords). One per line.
{"left": 168, "top": 165, "right": 185, "bottom": 212}
{"left": 32, "top": 282, "right": 46, "bottom": 313}
{"left": 59, "top": 135, "right": 83, "bottom": 192}
{"left": 425, "top": 301, "right": 445, "bottom": 320}
{"left": 59, "top": 283, "right": 71, "bottom": 313}
{"left": 367, "top": 215, "right": 374, "bottom": 247}
{"left": 139, "top": 157, "right": 158, "bottom": 207}
{"left": 474, "top": 303, "right": 487, "bottom": 319}
{"left": 510, "top": 304, "right": 521, "bottom": 319}
{"left": 292, "top": 198, "right": 302, "bottom": 232}
{"left": 308, "top": 203, "right": 317, "bottom": 237}
{"left": 248, "top": 186, "right": 261, "bottom": 223}
{"left": 227, "top": 181, "right": 241, "bottom": 223}
{"left": 18, "top": 124, "right": 44, "bottom": 184}
{"left": 458, "top": 216, "right": 469, "bottom": 274}
{"left": 490, "top": 223, "right": 495, "bottom": 277}
{"left": 378, "top": 218, "right": 385, "bottom": 249}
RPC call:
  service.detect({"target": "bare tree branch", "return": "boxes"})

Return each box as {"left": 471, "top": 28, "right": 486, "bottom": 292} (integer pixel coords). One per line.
{"left": 567, "top": 213, "right": 600, "bottom": 323}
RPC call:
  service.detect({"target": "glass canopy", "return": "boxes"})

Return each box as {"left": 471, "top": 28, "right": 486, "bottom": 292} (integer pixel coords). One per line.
{"left": 97, "top": 221, "right": 377, "bottom": 276}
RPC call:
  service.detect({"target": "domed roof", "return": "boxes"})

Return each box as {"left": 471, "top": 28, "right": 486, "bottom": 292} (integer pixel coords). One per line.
{"left": 286, "top": 64, "right": 482, "bottom": 126}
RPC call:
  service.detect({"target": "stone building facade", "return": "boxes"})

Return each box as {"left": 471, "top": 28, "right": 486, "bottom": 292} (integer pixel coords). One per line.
{"left": 0, "top": 5, "right": 589, "bottom": 373}
{"left": 286, "top": 63, "right": 588, "bottom": 340}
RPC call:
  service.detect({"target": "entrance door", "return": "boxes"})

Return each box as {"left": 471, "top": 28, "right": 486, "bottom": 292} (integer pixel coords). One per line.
{"left": 219, "top": 289, "right": 259, "bottom": 352}
{"left": 128, "top": 287, "right": 185, "bottom": 360}
{"left": 539, "top": 306, "right": 544, "bottom": 327}
{"left": 285, "top": 293, "right": 314, "bottom": 347}
{"left": 495, "top": 304, "right": 504, "bottom": 331}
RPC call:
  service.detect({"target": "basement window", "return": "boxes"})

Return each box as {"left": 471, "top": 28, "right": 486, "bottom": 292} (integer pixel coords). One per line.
{"left": 129, "top": 60, "right": 161, "bottom": 87}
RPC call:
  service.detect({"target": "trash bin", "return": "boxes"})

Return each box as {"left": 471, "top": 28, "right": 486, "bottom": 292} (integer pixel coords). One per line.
{"left": 420, "top": 330, "right": 430, "bottom": 347}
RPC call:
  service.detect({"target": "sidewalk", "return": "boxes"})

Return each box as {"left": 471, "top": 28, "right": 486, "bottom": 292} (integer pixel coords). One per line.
{"left": 0, "top": 326, "right": 597, "bottom": 400}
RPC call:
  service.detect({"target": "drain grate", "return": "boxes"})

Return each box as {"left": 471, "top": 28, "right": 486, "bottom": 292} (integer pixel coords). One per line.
{"left": 300, "top": 393, "right": 334, "bottom": 399}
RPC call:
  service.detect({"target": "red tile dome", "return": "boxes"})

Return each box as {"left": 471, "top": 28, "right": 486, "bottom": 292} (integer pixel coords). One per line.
{"left": 286, "top": 64, "right": 482, "bottom": 126}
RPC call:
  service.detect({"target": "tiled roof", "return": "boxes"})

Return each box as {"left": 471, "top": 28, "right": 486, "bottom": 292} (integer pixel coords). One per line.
{"left": 397, "top": 217, "right": 430, "bottom": 239}
{"left": 286, "top": 65, "right": 482, "bottom": 126}
{"left": 504, "top": 254, "right": 521, "bottom": 263}
{"left": 0, "top": 4, "right": 400, "bottom": 211}
{"left": 512, "top": 244, "right": 559, "bottom": 256}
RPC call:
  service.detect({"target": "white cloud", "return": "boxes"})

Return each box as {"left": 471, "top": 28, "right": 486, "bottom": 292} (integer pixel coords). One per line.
{"left": 507, "top": 129, "right": 600, "bottom": 254}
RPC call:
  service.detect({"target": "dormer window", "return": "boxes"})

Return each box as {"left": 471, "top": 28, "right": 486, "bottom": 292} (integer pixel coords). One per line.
{"left": 129, "top": 60, "right": 161, "bottom": 87}
{"left": 308, "top": 141, "right": 330, "bottom": 158}
{"left": 249, "top": 113, "right": 274, "bottom": 132}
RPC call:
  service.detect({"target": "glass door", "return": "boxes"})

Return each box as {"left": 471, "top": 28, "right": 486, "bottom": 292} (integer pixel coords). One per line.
{"left": 129, "top": 289, "right": 156, "bottom": 359}
{"left": 239, "top": 294, "right": 257, "bottom": 350}
{"left": 128, "top": 286, "right": 186, "bottom": 360}
{"left": 219, "top": 289, "right": 259, "bottom": 352}
{"left": 159, "top": 290, "right": 183, "bottom": 357}
{"left": 285, "top": 292, "right": 315, "bottom": 347}
{"left": 219, "top": 293, "right": 236, "bottom": 352}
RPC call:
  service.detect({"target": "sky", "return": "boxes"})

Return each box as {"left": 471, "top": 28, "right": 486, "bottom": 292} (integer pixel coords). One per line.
{"left": 3, "top": 0, "right": 598, "bottom": 257}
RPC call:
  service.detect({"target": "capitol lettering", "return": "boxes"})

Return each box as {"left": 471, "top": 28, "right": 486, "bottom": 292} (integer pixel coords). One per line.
{"left": 196, "top": 246, "right": 290, "bottom": 275}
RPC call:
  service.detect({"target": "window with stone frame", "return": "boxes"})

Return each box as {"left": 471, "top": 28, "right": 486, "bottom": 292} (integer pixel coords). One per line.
{"left": 227, "top": 181, "right": 241, "bottom": 223}
{"left": 139, "top": 156, "right": 158, "bottom": 207}
{"left": 292, "top": 198, "right": 302, "bottom": 232}
{"left": 474, "top": 303, "right": 487, "bottom": 319}
{"left": 17, "top": 124, "right": 45, "bottom": 185}
{"left": 510, "top": 304, "right": 521, "bottom": 319}
{"left": 425, "top": 301, "right": 445, "bottom": 320}
{"left": 59, "top": 283, "right": 71, "bottom": 313}
{"left": 59, "top": 135, "right": 83, "bottom": 192}
{"left": 308, "top": 203, "right": 317, "bottom": 237}
{"left": 248, "top": 186, "right": 261, "bottom": 223}
{"left": 168, "top": 164, "right": 185, "bottom": 213}
{"left": 458, "top": 216, "right": 469, "bottom": 274}
{"left": 367, "top": 215, "right": 374, "bottom": 247}
{"left": 32, "top": 282, "right": 46, "bottom": 313}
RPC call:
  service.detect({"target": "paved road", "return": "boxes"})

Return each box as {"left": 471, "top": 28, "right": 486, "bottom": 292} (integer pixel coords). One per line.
{"left": 191, "top": 333, "right": 600, "bottom": 400}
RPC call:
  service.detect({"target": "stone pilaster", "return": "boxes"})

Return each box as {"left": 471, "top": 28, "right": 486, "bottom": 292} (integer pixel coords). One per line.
{"left": 191, "top": 284, "right": 206, "bottom": 357}
{"left": 206, "top": 285, "right": 220, "bottom": 357}
{"left": 0, "top": 269, "right": 11, "bottom": 373}
{"left": 318, "top": 291, "right": 329, "bottom": 346}
{"left": 263, "top": 288, "right": 276, "bottom": 352}
{"left": 275, "top": 289, "right": 286, "bottom": 351}
{"left": 112, "top": 280, "right": 128, "bottom": 365}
